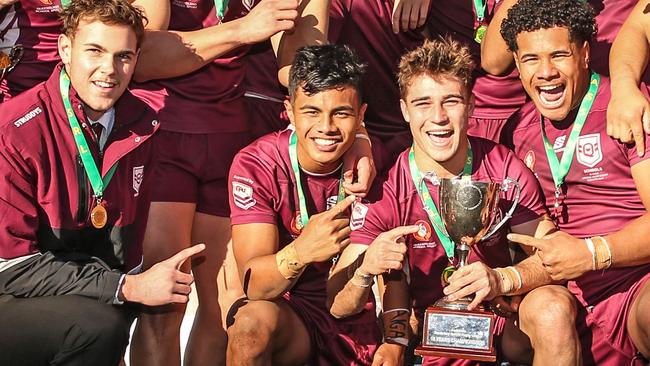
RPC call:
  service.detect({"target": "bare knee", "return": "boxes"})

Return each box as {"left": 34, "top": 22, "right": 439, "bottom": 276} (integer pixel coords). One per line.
{"left": 519, "top": 286, "right": 577, "bottom": 339}
{"left": 227, "top": 301, "right": 280, "bottom": 355}
{"left": 630, "top": 283, "right": 650, "bottom": 357}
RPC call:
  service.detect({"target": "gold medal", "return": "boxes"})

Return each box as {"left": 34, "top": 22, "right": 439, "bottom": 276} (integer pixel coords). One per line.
{"left": 474, "top": 24, "right": 487, "bottom": 44}
{"left": 91, "top": 202, "right": 108, "bottom": 229}
{"left": 441, "top": 265, "right": 456, "bottom": 285}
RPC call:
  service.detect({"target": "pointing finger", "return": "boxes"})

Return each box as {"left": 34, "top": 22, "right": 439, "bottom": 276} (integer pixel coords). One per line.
{"left": 326, "top": 194, "right": 356, "bottom": 219}
{"left": 169, "top": 243, "right": 206, "bottom": 270}
{"left": 387, "top": 225, "right": 420, "bottom": 240}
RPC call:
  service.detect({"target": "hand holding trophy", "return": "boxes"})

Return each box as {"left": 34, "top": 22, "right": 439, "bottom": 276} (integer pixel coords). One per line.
{"left": 415, "top": 176, "right": 520, "bottom": 362}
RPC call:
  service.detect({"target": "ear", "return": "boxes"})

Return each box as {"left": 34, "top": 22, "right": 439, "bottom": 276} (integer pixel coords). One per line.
{"left": 284, "top": 99, "right": 295, "bottom": 127}
{"left": 581, "top": 40, "right": 590, "bottom": 68}
{"left": 400, "top": 99, "right": 410, "bottom": 123}
{"left": 58, "top": 34, "right": 72, "bottom": 65}
{"left": 358, "top": 103, "right": 368, "bottom": 126}
{"left": 467, "top": 93, "right": 475, "bottom": 117}
{"left": 513, "top": 51, "right": 521, "bottom": 73}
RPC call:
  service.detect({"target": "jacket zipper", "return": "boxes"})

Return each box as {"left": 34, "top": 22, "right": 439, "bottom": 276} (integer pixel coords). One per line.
{"left": 76, "top": 154, "right": 92, "bottom": 223}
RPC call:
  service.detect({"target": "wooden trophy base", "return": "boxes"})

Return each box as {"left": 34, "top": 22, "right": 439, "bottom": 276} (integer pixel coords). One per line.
{"left": 415, "top": 301, "right": 496, "bottom": 362}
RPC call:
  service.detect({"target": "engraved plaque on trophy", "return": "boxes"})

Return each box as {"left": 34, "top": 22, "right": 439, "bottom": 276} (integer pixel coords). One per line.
{"left": 416, "top": 177, "right": 520, "bottom": 362}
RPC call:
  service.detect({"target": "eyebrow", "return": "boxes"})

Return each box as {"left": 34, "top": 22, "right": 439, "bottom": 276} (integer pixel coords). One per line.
{"left": 83, "top": 42, "right": 137, "bottom": 55}
{"left": 409, "top": 94, "right": 464, "bottom": 103}
{"left": 299, "top": 105, "right": 355, "bottom": 112}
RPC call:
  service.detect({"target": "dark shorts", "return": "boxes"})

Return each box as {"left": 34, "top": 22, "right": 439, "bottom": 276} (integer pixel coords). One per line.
{"left": 244, "top": 94, "right": 289, "bottom": 139}
{"left": 150, "top": 130, "right": 254, "bottom": 217}
{"left": 467, "top": 116, "right": 510, "bottom": 143}
{"left": 283, "top": 293, "right": 381, "bottom": 366}
{"left": 577, "top": 271, "right": 650, "bottom": 365}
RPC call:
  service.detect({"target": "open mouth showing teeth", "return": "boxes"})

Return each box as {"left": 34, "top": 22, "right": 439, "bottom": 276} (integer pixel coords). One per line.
{"left": 93, "top": 81, "right": 116, "bottom": 88}
{"left": 428, "top": 131, "right": 453, "bottom": 138}
{"left": 537, "top": 84, "right": 565, "bottom": 107}
{"left": 314, "top": 138, "right": 338, "bottom": 146}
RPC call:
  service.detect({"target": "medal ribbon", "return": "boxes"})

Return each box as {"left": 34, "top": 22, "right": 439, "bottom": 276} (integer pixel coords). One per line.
{"left": 60, "top": 0, "right": 70, "bottom": 8}
{"left": 472, "top": 0, "right": 487, "bottom": 43}
{"left": 541, "top": 72, "right": 600, "bottom": 189}
{"left": 408, "top": 142, "right": 473, "bottom": 259}
{"left": 288, "top": 131, "right": 345, "bottom": 229}
{"left": 60, "top": 68, "right": 118, "bottom": 202}
{"left": 214, "top": 0, "right": 229, "bottom": 20}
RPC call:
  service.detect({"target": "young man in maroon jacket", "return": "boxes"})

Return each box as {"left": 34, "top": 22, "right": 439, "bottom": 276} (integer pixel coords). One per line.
{"left": 0, "top": 1, "right": 204, "bottom": 364}
{"left": 500, "top": 0, "right": 650, "bottom": 363}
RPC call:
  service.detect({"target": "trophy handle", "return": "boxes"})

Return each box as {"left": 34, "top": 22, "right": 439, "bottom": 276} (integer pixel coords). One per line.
{"left": 480, "top": 178, "right": 520, "bottom": 241}
{"left": 0, "top": 44, "right": 24, "bottom": 81}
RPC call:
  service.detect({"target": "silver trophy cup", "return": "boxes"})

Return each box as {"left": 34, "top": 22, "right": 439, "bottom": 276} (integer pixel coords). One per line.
{"left": 416, "top": 177, "right": 520, "bottom": 361}
{"left": 433, "top": 176, "right": 520, "bottom": 310}
{"left": 0, "top": 45, "right": 24, "bottom": 82}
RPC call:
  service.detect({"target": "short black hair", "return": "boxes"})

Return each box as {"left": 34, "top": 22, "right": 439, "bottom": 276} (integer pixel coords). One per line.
{"left": 288, "top": 44, "right": 366, "bottom": 101}
{"left": 500, "top": 0, "right": 596, "bottom": 52}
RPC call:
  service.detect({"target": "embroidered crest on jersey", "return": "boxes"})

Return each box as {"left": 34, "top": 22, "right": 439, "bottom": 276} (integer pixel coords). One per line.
{"left": 553, "top": 135, "right": 566, "bottom": 152}
{"left": 242, "top": 0, "right": 255, "bottom": 11}
{"left": 232, "top": 182, "right": 256, "bottom": 210}
{"left": 290, "top": 212, "right": 302, "bottom": 235}
{"left": 349, "top": 202, "right": 368, "bottom": 231}
{"left": 132, "top": 166, "right": 144, "bottom": 196}
{"left": 576, "top": 133, "right": 602, "bottom": 168}
{"left": 413, "top": 219, "right": 431, "bottom": 241}
{"left": 326, "top": 195, "right": 338, "bottom": 210}
{"left": 524, "top": 150, "right": 535, "bottom": 171}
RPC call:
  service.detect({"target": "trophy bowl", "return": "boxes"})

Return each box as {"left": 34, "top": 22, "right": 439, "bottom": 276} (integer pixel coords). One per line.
{"left": 0, "top": 45, "right": 24, "bottom": 81}
{"left": 416, "top": 177, "right": 520, "bottom": 362}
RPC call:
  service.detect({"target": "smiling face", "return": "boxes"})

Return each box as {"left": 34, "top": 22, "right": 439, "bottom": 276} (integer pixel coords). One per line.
{"left": 400, "top": 73, "right": 473, "bottom": 176}
{"left": 58, "top": 18, "right": 139, "bottom": 120}
{"left": 514, "top": 26, "right": 590, "bottom": 122}
{"left": 285, "top": 85, "right": 366, "bottom": 174}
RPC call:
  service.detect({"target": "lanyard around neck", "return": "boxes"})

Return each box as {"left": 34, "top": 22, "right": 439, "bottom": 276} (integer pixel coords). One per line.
{"left": 59, "top": 68, "right": 118, "bottom": 199}
{"left": 288, "top": 131, "right": 345, "bottom": 229}
{"left": 214, "top": 0, "right": 229, "bottom": 20}
{"left": 541, "top": 72, "right": 600, "bottom": 189}
{"left": 408, "top": 142, "right": 473, "bottom": 259}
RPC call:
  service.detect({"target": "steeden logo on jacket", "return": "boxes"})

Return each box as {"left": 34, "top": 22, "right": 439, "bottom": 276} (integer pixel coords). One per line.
{"left": 133, "top": 166, "right": 144, "bottom": 196}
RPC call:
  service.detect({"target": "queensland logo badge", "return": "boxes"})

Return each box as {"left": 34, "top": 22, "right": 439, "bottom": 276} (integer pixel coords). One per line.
{"left": 132, "top": 166, "right": 144, "bottom": 196}
{"left": 577, "top": 133, "right": 603, "bottom": 168}
{"left": 413, "top": 219, "right": 432, "bottom": 241}
{"left": 524, "top": 150, "right": 535, "bottom": 171}
{"left": 349, "top": 201, "right": 368, "bottom": 231}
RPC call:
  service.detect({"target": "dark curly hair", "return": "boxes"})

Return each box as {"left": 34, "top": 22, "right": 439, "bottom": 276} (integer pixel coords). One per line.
{"left": 288, "top": 44, "right": 366, "bottom": 101}
{"left": 500, "top": 0, "right": 596, "bottom": 52}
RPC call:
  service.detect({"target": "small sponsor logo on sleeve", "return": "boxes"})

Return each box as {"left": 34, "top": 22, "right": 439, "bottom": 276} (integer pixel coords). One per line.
{"left": 326, "top": 196, "right": 338, "bottom": 210}
{"left": 133, "top": 165, "right": 144, "bottom": 196}
{"left": 524, "top": 150, "right": 535, "bottom": 171}
{"left": 13, "top": 107, "right": 42, "bottom": 128}
{"left": 349, "top": 202, "right": 368, "bottom": 231}
{"left": 232, "top": 182, "right": 256, "bottom": 210}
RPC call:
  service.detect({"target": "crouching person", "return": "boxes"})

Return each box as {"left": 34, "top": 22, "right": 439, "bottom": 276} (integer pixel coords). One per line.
{"left": 327, "top": 39, "right": 582, "bottom": 366}
{"left": 226, "top": 44, "right": 381, "bottom": 365}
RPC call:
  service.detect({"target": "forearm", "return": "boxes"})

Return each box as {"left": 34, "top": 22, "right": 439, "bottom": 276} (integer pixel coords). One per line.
{"left": 327, "top": 259, "right": 373, "bottom": 318}
{"left": 274, "top": 0, "right": 330, "bottom": 87}
{"left": 242, "top": 248, "right": 302, "bottom": 300}
{"left": 134, "top": 19, "right": 250, "bottom": 82}
{"left": 603, "top": 213, "right": 650, "bottom": 268}
{"left": 505, "top": 254, "right": 556, "bottom": 296}
{"left": 480, "top": 0, "right": 517, "bottom": 75}
{"left": 0, "top": 252, "right": 122, "bottom": 304}
{"left": 610, "top": 1, "right": 650, "bottom": 92}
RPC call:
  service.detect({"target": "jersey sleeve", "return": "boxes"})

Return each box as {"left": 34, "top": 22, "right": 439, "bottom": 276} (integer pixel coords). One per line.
{"left": 228, "top": 149, "right": 279, "bottom": 226}
{"left": 503, "top": 149, "right": 548, "bottom": 226}
{"left": 349, "top": 182, "right": 400, "bottom": 246}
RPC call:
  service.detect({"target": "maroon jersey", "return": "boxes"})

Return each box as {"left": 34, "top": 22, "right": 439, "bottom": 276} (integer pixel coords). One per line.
{"left": 228, "top": 128, "right": 377, "bottom": 319}
{"left": 0, "top": 0, "right": 62, "bottom": 99}
{"left": 130, "top": 0, "right": 259, "bottom": 134}
{"left": 502, "top": 76, "right": 650, "bottom": 307}
{"left": 350, "top": 137, "right": 546, "bottom": 323}
{"left": 329, "top": 0, "right": 426, "bottom": 141}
